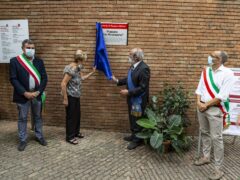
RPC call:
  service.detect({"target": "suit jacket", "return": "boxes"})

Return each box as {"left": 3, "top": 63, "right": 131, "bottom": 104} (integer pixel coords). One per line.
{"left": 9, "top": 56, "right": 48, "bottom": 103}
{"left": 117, "top": 61, "right": 150, "bottom": 111}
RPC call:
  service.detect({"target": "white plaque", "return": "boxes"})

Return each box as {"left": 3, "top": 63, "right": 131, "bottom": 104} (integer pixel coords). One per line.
{"left": 0, "top": 20, "right": 29, "bottom": 63}
{"left": 101, "top": 23, "right": 128, "bottom": 45}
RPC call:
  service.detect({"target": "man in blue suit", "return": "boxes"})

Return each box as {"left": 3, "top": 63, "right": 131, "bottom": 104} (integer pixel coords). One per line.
{"left": 9, "top": 39, "right": 48, "bottom": 151}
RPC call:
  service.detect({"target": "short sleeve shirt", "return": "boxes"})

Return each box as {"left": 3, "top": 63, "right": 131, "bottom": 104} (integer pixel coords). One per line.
{"left": 63, "top": 65, "right": 83, "bottom": 98}
{"left": 195, "top": 65, "right": 235, "bottom": 102}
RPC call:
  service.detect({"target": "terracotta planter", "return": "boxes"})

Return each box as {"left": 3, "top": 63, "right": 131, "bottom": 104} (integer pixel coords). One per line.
{"left": 163, "top": 140, "right": 171, "bottom": 153}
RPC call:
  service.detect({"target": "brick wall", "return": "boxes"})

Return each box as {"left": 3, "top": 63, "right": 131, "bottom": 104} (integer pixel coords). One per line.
{"left": 1, "top": 0, "right": 240, "bottom": 134}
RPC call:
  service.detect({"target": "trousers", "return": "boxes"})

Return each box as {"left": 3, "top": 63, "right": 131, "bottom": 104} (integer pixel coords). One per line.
{"left": 197, "top": 106, "right": 224, "bottom": 168}
{"left": 17, "top": 99, "right": 44, "bottom": 142}
{"left": 65, "top": 96, "right": 81, "bottom": 141}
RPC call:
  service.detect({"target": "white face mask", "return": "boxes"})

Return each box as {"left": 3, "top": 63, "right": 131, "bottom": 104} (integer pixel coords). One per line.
{"left": 208, "top": 56, "right": 213, "bottom": 66}
{"left": 25, "top": 49, "right": 35, "bottom": 58}
{"left": 128, "top": 57, "right": 134, "bottom": 64}
{"left": 77, "top": 64, "right": 83, "bottom": 71}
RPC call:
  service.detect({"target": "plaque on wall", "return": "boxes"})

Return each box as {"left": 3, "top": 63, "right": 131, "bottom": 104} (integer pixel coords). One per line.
{"left": 101, "top": 23, "right": 128, "bottom": 45}
{"left": 0, "top": 20, "right": 29, "bottom": 63}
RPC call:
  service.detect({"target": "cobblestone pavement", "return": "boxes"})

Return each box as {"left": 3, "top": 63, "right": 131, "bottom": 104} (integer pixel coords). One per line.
{"left": 0, "top": 120, "right": 240, "bottom": 180}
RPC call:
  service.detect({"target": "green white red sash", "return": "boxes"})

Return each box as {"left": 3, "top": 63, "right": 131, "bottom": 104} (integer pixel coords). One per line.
{"left": 17, "top": 53, "right": 41, "bottom": 85}
{"left": 16, "top": 53, "right": 46, "bottom": 109}
{"left": 203, "top": 67, "right": 231, "bottom": 128}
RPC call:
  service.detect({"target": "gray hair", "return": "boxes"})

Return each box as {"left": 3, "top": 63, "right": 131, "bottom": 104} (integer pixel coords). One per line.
{"left": 220, "top": 51, "right": 228, "bottom": 64}
{"left": 132, "top": 48, "right": 144, "bottom": 61}
{"left": 22, "top": 39, "right": 34, "bottom": 49}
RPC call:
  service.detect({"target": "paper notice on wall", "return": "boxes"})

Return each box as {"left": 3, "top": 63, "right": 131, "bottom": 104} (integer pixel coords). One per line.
{"left": 223, "top": 68, "right": 240, "bottom": 136}
{"left": 101, "top": 23, "right": 128, "bottom": 45}
{"left": 0, "top": 20, "right": 29, "bottom": 63}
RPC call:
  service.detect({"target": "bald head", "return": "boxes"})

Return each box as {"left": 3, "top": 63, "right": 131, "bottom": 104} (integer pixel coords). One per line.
{"left": 211, "top": 51, "right": 228, "bottom": 64}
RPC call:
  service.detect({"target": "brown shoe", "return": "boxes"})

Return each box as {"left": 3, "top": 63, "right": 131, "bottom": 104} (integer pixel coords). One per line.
{"left": 208, "top": 169, "right": 224, "bottom": 180}
{"left": 194, "top": 157, "right": 210, "bottom": 166}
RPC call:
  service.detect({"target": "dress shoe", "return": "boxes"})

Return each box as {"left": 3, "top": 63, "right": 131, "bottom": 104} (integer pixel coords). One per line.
{"left": 123, "top": 135, "right": 133, "bottom": 142}
{"left": 127, "top": 142, "right": 141, "bottom": 150}
{"left": 36, "top": 138, "right": 47, "bottom": 146}
{"left": 18, "top": 141, "right": 27, "bottom": 151}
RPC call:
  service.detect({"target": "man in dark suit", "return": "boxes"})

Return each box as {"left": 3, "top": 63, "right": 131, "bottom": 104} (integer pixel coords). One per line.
{"left": 112, "top": 48, "right": 150, "bottom": 150}
{"left": 9, "top": 39, "right": 48, "bottom": 151}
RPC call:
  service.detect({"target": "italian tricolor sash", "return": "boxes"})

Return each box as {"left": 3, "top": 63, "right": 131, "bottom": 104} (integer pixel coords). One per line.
{"left": 16, "top": 53, "right": 46, "bottom": 109}
{"left": 203, "top": 67, "right": 231, "bottom": 128}
{"left": 17, "top": 53, "right": 41, "bottom": 85}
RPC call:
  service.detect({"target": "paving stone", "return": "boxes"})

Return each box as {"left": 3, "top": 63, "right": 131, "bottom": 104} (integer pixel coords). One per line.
{"left": 0, "top": 120, "right": 240, "bottom": 180}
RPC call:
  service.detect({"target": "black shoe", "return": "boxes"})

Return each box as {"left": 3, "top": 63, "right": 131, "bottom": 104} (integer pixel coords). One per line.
{"left": 36, "top": 138, "right": 47, "bottom": 146}
{"left": 127, "top": 142, "right": 141, "bottom": 150}
{"left": 123, "top": 136, "right": 133, "bottom": 142}
{"left": 18, "top": 141, "right": 27, "bottom": 151}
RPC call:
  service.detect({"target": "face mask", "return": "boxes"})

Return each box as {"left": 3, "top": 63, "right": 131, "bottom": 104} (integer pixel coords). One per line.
{"left": 128, "top": 57, "right": 133, "bottom": 64}
{"left": 77, "top": 64, "right": 83, "bottom": 71}
{"left": 208, "top": 56, "right": 213, "bottom": 66}
{"left": 25, "top": 49, "right": 35, "bottom": 58}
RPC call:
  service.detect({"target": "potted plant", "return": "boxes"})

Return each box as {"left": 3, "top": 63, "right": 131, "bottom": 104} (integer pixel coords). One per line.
{"left": 160, "top": 84, "right": 191, "bottom": 127}
{"left": 136, "top": 84, "right": 191, "bottom": 154}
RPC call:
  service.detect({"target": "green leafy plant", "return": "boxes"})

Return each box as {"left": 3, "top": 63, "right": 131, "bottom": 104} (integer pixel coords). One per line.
{"left": 136, "top": 84, "right": 191, "bottom": 154}
{"left": 161, "top": 84, "right": 191, "bottom": 127}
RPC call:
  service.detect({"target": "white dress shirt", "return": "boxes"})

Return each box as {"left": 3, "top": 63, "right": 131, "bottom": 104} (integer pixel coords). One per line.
{"left": 29, "top": 58, "right": 35, "bottom": 91}
{"left": 195, "top": 65, "right": 235, "bottom": 103}
{"left": 133, "top": 60, "right": 142, "bottom": 70}
{"left": 116, "top": 61, "right": 142, "bottom": 84}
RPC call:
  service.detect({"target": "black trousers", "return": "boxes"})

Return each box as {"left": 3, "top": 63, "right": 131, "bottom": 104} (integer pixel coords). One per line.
{"left": 127, "top": 103, "right": 144, "bottom": 143}
{"left": 65, "top": 96, "right": 81, "bottom": 141}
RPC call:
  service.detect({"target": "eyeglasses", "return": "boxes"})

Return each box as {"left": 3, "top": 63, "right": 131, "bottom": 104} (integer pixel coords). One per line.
{"left": 26, "top": 47, "right": 35, "bottom": 49}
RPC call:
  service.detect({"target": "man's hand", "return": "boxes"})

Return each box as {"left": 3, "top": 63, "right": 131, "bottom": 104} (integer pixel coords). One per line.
{"left": 63, "top": 99, "right": 68, "bottom": 107}
{"left": 120, "top": 89, "right": 128, "bottom": 96}
{"left": 33, "top": 91, "right": 40, "bottom": 98}
{"left": 197, "top": 101, "right": 208, "bottom": 112}
{"left": 23, "top": 92, "right": 35, "bottom": 100}
{"left": 111, "top": 75, "right": 118, "bottom": 83}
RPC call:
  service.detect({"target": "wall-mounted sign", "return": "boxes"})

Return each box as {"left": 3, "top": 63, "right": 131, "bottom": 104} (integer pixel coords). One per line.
{"left": 223, "top": 68, "right": 240, "bottom": 135}
{"left": 0, "top": 20, "right": 29, "bottom": 63}
{"left": 101, "top": 23, "right": 128, "bottom": 45}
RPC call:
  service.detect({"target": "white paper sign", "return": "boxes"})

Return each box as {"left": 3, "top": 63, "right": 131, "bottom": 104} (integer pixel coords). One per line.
{"left": 223, "top": 68, "right": 240, "bottom": 135}
{"left": 0, "top": 20, "right": 29, "bottom": 63}
{"left": 101, "top": 23, "right": 128, "bottom": 45}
